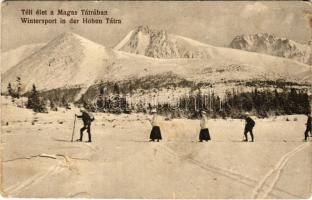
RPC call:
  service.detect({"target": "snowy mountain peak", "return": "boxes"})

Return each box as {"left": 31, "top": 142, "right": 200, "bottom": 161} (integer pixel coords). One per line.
{"left": 115, "top": 25, "right": 217, "bottom": 59}
{"left": 229, "top": 33, "right": 312, "bottom": 65}
{"left": 136, "top": 25, "right": 152, "bottom": 34}
{"left": 2, "top": 31, "right": 311, "bottom": 96}
{"left": 48, "top": 32, "right": 105, "bottom": 50}
{"left": 114, "top": 25, "right": 177, "bottom": 58}
{"left": 2, "top": 32, "right": 115, "bottom": 91}
{"left": 58, "top": 31, "right": 79, "bottom": 38}
{"left": 50, "top": 32, "right": 84, "bottom": 44}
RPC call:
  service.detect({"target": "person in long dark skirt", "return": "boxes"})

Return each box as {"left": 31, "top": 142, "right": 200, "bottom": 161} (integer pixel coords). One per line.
{"left": 243, "top": 112, "right": 255, "bottom": 142}
{"left": 199, "top": 111, "right": 211, "bottom": 142}
{"left": 149, "top": 109, "right": 162, "bottom": 142}
{"left": 304, "top": 113, "right": 311, "bottom": 141}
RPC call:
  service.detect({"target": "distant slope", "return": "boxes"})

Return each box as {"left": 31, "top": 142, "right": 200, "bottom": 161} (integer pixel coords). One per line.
{"left": 1, "top": 43, "right": 46, "bottom": 73}
{"left": 2, "top": 32, "right": 116, "bottom": 91}
{"left": 2, "top": 32, "right": 311, "bottom": 95}
{"left": 114, "top": 26, "right": 311, "bottom": 81}
{"left": 229, "top": 33, "right": 312, "bottom": 65}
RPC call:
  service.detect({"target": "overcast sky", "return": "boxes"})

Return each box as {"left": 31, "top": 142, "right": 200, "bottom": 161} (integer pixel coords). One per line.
{"left": 2, "top": 1, "right": 312, "bottom": 51}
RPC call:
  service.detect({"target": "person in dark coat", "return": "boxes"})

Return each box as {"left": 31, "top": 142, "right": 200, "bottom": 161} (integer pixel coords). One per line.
{"left": 243, "top": 112, "right": 255, "bottom": 142}
{"left": 76, "top": 108, "right": 93, "bottom": 142}
{"left": 149, "top": 109, "right": 162, "bottom": 142}
{"left": 199, "top": 110, "right": 211, "bottom": 142}
{"left": 304, "top": 113, "right": 311, "bottom": 141}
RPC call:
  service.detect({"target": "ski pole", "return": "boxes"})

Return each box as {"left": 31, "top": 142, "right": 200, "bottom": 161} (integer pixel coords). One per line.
{"left": 71, "top": 115, "right": 77, "bottom": 142}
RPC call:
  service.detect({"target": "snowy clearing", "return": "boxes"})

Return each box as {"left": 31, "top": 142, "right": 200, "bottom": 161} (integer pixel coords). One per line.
{"left": 1, "top": 98, "right": 311, "bottom": 198}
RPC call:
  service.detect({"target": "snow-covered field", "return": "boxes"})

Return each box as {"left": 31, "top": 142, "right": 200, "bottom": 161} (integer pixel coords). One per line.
{"left": 1, "top": 97, "right": 311, "bottom": 198}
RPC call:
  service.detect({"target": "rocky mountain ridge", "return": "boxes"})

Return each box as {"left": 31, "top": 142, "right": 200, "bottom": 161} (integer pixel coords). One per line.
{"left": 229, "top": 33, "right": 312, "bottom": 65}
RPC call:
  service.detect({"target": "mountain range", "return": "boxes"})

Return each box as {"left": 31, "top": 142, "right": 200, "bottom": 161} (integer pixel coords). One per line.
{"left": 2, "top": 26, "right": 311, "bottom": 94}
{"left": 229, "top": 33, "right": 311, "bottom": 65}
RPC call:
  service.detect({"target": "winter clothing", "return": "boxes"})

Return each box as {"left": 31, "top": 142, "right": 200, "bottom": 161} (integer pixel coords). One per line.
{"left": 199, "top": 128, "right": 211, "bottom": 142}
{"left": 244, "top": 116, "right": 255, "bottom": 142}
{"left": 200, "top": 115, "right": 209, "bottom": 129}
{"left": 244, "top": 129, "right": 254, "bottom": 142}
{"left": 77, "top": 111, "right": 93, "bottom": 125}
{"left": 80, "top": 124, "right": 91, "bottom": 142}
{"left": 199, "top": 115, "right": 211, "bottom": 142}
{"left": 150, "top": 126, "right": 162, "bottom": 141}
{"left": 245, "top": 117, "right": 255, "bottom": 131}
{"left": 304, "top": 115, "right": 311, "bottom": 141}
{"left": 149, "top": 114, "right": 162, "bottom": 141}
{"left": 150, "top": 115, "right": 160, "bottom": 127}
{"left": 76, "top": 111, "right": 93, "bottom": 142}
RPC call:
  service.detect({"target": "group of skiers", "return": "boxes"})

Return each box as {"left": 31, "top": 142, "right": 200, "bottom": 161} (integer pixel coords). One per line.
{"left": 148, "top": 109, "right": 255, "bottom": 142}
{"left": 74, "top": 108, "right": 312, "bottom": 143}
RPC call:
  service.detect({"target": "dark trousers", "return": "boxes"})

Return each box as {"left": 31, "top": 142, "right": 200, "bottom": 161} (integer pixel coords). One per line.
{"left": 80, "top": 124, "right": 91, "bottom": 141}
{"left": 304, "top": 126, "right": 311, "bottom": 141}
{"left": 244, "top": 128, "right": 254, "bottom": 141}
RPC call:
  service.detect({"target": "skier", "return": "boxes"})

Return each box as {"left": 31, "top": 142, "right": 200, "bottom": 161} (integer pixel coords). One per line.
{"left": 304, "top": 113, "right": 311, "bottom": 141}
{"left": 149, "top": 109, "right": 162, "bottom": 142}
{"left": 243, "top": 112, "right": 255, "bottom": 142}
{"left": 75, "top": 108, "right": 94, "bottom": 142}
{"left": 199, "top": 110, "right": 211, "bottom": 142}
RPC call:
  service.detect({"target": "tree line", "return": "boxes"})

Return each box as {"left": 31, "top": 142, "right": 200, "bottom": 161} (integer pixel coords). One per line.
{"left": 5, "top": 77, "right": 311, "bottom": 118}
{"left": 81, "top": 87, "right": 311, "bottom": 119}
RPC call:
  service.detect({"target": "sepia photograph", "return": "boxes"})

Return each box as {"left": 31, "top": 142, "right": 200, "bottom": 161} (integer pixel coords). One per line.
{"left": 1, "top": 1, "right": 312, "bottom": 198}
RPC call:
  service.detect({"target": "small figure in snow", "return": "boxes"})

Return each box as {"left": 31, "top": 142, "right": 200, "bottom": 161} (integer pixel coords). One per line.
{"left": 199, "top": 110, "right": 211, "bottom": 142}
{"left": 76, "top": 108, "right": 94, "bottom": 142}
{"left": 304, "top": 113, "right": 311, "bottom": 141}
{"left": 243, "top": 112, "right": 255, "bottom": 142}
{"left": 149, "top": 109, "right": 162, "bottom": 142}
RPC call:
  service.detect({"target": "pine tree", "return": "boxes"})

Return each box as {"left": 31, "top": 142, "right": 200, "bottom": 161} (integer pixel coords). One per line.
{"left": 16, "top": 77, "right": 22, "bottom": 99}
{"left": 27, "top": 84, "right": 46, "bottom": 112}
{"left": 113, "top": 83, "right": 120, "bottom": 94}
{"left": 99, "top": 81, "right": 106, "bottom": 96}
{"left": 50, "top": 100, "right": 58, "bottom": 111}
{"left": 7, "top": 83, "right": 13, "bottom": 97}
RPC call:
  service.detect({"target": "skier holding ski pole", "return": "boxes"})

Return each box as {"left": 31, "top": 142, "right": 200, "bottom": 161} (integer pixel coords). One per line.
{"left": 75, "top": 108, "right": 94, "bottom": 143}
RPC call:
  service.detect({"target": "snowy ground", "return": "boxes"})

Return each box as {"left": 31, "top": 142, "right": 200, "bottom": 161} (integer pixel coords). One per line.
{"left": 1, "top": 97, "right": 311, "bottom": 198}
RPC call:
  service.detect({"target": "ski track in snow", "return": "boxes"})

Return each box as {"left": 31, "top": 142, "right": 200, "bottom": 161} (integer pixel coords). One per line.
{"left": 2, "top": 134, "right": 309, "bottom": 198}
{"left": 2, "top": 145, "right": 93, "bottom": 197}
{"left": 159, "top": 143, "right": 258, "bottom": 186}
{"left": 3, "top": 160, "right": 64, "bottom": 196}
{"left": 159, "top": 143, "right": 304, "bottom": 199}
{"left": 251, "top": 142, "right": 310, "bottom": 199}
